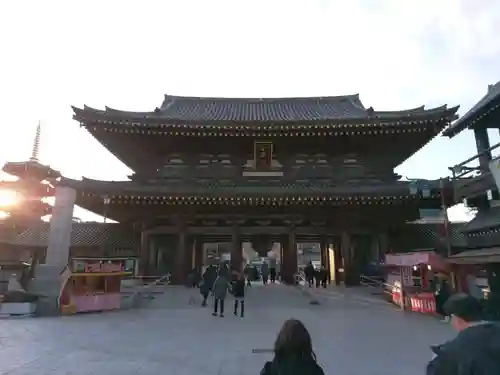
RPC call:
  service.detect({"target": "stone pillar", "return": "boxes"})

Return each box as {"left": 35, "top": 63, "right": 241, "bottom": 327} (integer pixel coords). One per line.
{"left": 171, "top": 231, "right": 186, "bottom": 285}
{"left": 29, "top": 186, "right": 76, "bottom": 316}
{"left": 194, "top": 236, "right": 204, "bottom": 270}
{"left": 45, "top": 186, "right": 76, "bottom": 266}
{"left": 474, "top": 127, "right": 491, "bottom": 170}
{"left": 230, "top": 228, "right": 242, "bottom": 274}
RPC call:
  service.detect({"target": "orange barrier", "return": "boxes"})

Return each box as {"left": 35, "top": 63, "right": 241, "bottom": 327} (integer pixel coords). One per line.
{"left": 409, "top": 293, "right": 436, "bottom": 314}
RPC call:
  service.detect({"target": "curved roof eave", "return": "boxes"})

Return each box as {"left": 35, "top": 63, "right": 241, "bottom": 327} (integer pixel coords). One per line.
{"left": 443, "top": 81, "right": 500, "bottom": 138}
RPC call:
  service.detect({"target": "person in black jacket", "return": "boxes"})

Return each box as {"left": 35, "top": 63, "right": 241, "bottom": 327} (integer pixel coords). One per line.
{"left": 199, "top": 265, "right": 217, "bottom": 307}
{"left": 260, "top": 319, "right": 325, "bottom": 375}
{"left": 304, "top": 262, "right": 315, "bottom": 288}
{"left": 232, "top": 272, "right": 246, "bottom": 318}
{"left": 427, "top": 293, "right": 500, "bottom": 375}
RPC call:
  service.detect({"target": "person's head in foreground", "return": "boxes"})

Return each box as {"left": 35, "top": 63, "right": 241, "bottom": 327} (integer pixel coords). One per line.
{"left": 443, "top": 293, "right": 484, "bottom": 331}
{"left": 274, "top": 318, "right": 316, "bottom": 361}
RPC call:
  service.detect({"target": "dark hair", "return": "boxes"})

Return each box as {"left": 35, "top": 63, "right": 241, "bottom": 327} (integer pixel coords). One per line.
{"left": 274, "top": 319, "right": 316, "bottom": 361}
{"left": 444, "top": 293, "right": 483, "bottom": 322}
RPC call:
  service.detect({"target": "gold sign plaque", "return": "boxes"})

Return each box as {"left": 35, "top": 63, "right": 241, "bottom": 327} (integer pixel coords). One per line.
{"left": 254, "top": 141, "right": 273, "bottom": 170}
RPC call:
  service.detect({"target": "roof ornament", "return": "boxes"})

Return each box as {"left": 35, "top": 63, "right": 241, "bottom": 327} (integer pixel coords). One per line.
{"left": 30, "top": 121, "right": 42, "bottom": 162}
{"left": 366, "top": 107, "right": 375, "bottom": 117}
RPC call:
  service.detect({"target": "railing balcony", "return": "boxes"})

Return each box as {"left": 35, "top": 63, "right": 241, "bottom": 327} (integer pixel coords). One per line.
{"left": 449, "top": 142, "right": 500, "bottom": 201}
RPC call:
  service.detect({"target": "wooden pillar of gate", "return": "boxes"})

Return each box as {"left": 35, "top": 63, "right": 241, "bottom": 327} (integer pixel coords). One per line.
{"left": 230, "top": 226, "right": 242, "bottom": 274}
{"left": 194, "top": 236, "right": 204, "bottom": 270}
{"left": 139, "top": 230, "right": 150, "bottom": 277}
{"left": 281, "top": 230, "right": 297, "bottom": 284}
{"left": 171, "top": 224, "right": 187, "bottom": 285}
{"left": 341, "top": 232, "right": 352, "bottom": 286}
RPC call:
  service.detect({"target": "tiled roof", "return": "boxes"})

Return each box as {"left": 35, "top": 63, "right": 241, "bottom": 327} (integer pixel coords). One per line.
{"left": 73, "top": 94, "right": 458, "bottom": 124}
{"left": 443, "top": 81, "right": 500, "bottom": 137}
{"left": 391, "top": 223, "right": 467, "bottom": 254}
{"left": 8, "top": 222, "right": 139, "bottom": 249}
{"left": 462, "top": 207, "right": 500, "bottom": 233}
{"left": 59, "top": 177, "right": 445, "bottom": 197}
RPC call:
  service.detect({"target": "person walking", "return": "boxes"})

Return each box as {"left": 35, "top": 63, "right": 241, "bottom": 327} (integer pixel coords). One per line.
{"left": 268, "top": 257, "right": 277, "bottom": 284}
{"left": 319, "top": 266, "right": 328, "bottom": 288}
{"left": 232, "top": 272, "right": 246, "bottom": 318}
{"left": 212, "top": 271, "right": 230, "bottom": 317}
{"left": 435, "top": 276, "right": 451, "bottom": 322}
{"left": 304, "top": 261, "right": 315, "bottom": 287}
{"left": 260, "top": 319, "right": 325, "bottom": 375}
{"left": 200, "top": 265, "right": 217, "bottom": 307}
{"left": 244, "top": 264, "right": 252, "bottom": 287}
{"left": 261, "top": 261, "right": 269, "bottom": 285}
{"left": 427, "top": 293, "right": 500, "bottom": 375}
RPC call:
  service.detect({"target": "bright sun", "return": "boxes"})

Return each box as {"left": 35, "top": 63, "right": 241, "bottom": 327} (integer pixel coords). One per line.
{"left": 0, "top": 190, "right": 19, "bottom": 208}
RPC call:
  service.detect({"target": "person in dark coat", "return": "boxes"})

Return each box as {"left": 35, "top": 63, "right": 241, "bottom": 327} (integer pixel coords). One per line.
{"left": 212, "top": 272, "right": 230, "bottom": 317}
{"left": 435, "top": 277, "right": 451, "bottom": 321}
{"left": 260, "top": 319, "right": 325, "bottom": 375}
{"left": 261, "top": 262, "right": 269, "bottom": 285}
{"left": 427, "top": 293, "right": 500, "bottom": 375}
{"left": 232, "top": 272, "right": 246, "bottom": 318}
{"left": 244, "top": 265, "right": 252, "bottom": 287}
{"left": 304, "top": 262, "right": 315, "bottom": 287}
{"left": 319, "top": 266, "right": 328, "bottom": 288}
{"left": 200, "top": 265, "right": 217, "bottom": 307}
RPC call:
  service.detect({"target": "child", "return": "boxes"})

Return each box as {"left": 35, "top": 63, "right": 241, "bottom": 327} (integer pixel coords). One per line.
{"left": 232, "top": 272, "right": 246, "bottom": 318}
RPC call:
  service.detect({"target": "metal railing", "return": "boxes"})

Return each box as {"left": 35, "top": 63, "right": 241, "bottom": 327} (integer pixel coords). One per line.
{"left": 127, "top": 273, "right": 171, "bottom": 309}
{"left": 449, "top": 141, "right": 500, "bottom": 179}
{"left": 359, "top": 274, "right": 393, "bottom": 298}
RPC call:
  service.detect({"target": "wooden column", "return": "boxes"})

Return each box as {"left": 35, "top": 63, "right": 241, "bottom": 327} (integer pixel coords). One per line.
{"left": 378, "top": 232, "right": 389, "bottom": 262}
{"left": 341, "top": 232, "right": 352, "bottom": 286}
{"left": 194, "top": 236, "right": 204, "bottom": 270}
{"left": 320, "top": 236, "right": 327, "bottom": 268}
{"left": 184, "top": 235, "right": 194, "bottom": 276}
{"left": 230, "top": 227, "right": 242, "bottom": 274}
{"left": 282, "top": 230, "right": 297, "bottom": 284}
{"left": 171, "top": 230, "right": 186, "bottom": 285}
{"left": 333, "top": 236, "right": 342, "bottom": 285}
{"left": 139, "top": 230, "right": 150, "bottom": 276}
{"left": 474, "top": 126, "right": 491, "bottom": 170}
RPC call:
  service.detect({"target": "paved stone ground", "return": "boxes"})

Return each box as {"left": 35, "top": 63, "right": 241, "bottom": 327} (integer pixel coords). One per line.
{"left": 0, "top": 283, "right": 454, "bottom": 375}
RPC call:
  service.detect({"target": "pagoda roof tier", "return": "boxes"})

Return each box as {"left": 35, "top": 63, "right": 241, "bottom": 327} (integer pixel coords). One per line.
{"left": 444, "top": 81, "right": 500, "bottom": 137}
{"left": 57, "top": 178, "right": 453, "bottom": 223}
{"left": 73, "top": 94, "right": 459, "bottom": 127}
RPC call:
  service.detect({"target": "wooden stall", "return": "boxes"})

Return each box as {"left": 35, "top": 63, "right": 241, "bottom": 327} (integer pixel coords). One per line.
{"left": 384, "top": 251, "right": 449, "bottom": 313}
{"left": 59, "top": 258, "right": 132, "bottom": 314}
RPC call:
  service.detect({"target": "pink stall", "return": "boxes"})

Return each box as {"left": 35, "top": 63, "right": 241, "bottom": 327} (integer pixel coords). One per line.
{"left": 384, "top": 251, "right": 449, "bottom": 314}
{"left": 59, "top": 258, "right": 131, "bottom": 315}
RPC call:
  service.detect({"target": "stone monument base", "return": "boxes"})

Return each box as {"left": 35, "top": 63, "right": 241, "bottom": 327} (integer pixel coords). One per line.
{"left": 28, "top": 264, "right": 64, "bottom": 316}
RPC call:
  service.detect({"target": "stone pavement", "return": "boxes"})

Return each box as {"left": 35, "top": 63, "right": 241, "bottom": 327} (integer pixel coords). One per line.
{"left": 0, "top": 283, "right": 454, "bottom": 375}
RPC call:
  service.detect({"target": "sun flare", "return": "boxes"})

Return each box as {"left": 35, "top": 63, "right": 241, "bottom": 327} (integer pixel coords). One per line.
{"left": 0, "top": 190, "right": 19, "bottom": 208}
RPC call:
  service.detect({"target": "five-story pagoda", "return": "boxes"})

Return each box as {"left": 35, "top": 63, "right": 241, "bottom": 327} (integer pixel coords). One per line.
{"left": 58, "top": 94, "right": 459, "bottom": 285}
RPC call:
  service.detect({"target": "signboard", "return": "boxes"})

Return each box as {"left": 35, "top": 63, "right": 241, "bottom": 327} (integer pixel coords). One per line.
{"left": 254, "top": 141, "right": 273, "bottom": 170}
{"left": 72, "top": 260, "right": 123, "bottom": 273}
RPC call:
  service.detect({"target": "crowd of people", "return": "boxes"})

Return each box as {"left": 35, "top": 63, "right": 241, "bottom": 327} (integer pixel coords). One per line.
{"left": 186, "top": 262, "right": 500, "bottom": 374}
{"left": 187, "top": 263, "right": 247, "bottom": 318}
{"left": 303, "top": 261, "right": 328, "bottom": 288}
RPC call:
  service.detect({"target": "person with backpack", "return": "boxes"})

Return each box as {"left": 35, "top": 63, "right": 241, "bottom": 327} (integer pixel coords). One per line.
{"left": 212, "top": 271, "right": 230, "bottom": 317}
{"left": 427, "top": 293, "right": 500, "bottom": 375}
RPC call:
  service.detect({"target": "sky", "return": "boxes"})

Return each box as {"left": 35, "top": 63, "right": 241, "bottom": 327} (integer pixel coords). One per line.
{"left": 1, "top": 0, "right": 500, "bottom": 222}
